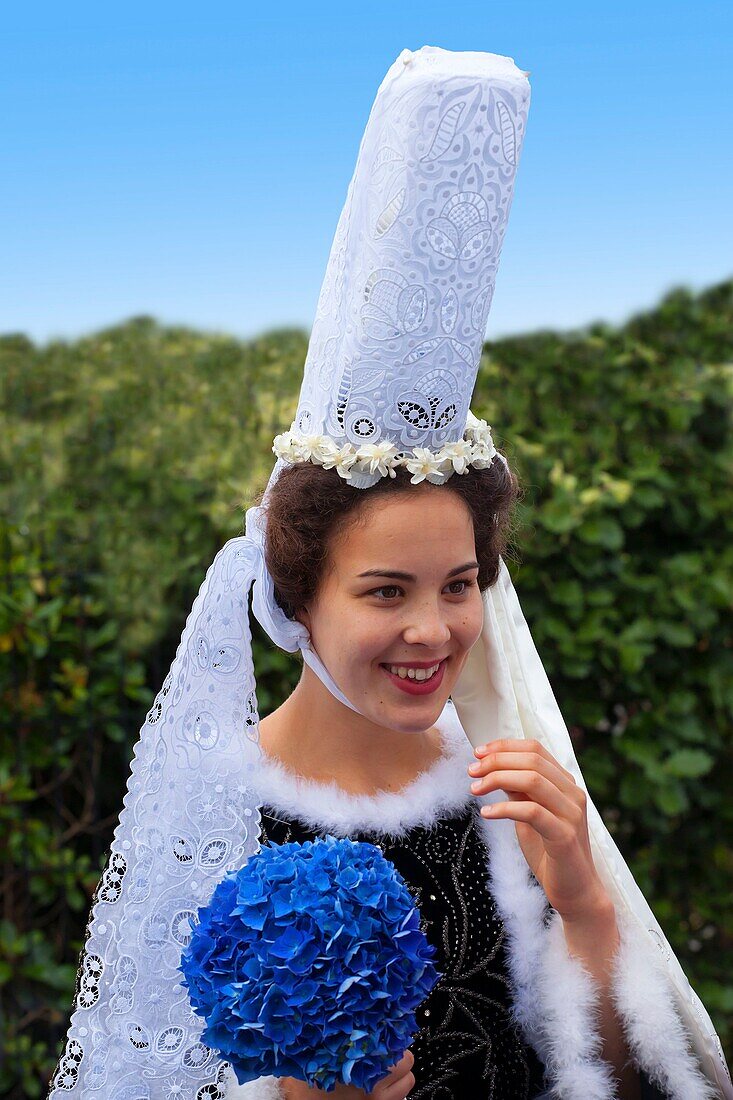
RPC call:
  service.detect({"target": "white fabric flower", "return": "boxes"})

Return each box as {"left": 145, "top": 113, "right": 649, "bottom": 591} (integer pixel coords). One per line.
{"left": 353, "top": 441, "right": 400, "bottom": 477}
{"left": 319, "top": 442, "right": 358, "bottom": 479}
{"left": 299, "top": 434, "right": 332, "bottom": 463}
{"left": 437, "top": 439, "right": 474, "bottom": 474}
{"left": 469, "top": 440, "right": 497, "bottom": 468}
{"left": 404, "top": 447, "right": 448, "bottom": 485}
{"left": 272, "top": 431, "right": 301, "bottom": 462}
{"left": 275, "top": 427, "right": 499, "bottom": 482}
{"left": 464, "top": 413, "right": 494, "bottom": 446}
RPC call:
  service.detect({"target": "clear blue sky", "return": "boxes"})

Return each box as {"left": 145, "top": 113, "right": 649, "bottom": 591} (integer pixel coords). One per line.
{"left": 2, "top": 0, "right": 731, "bottom": 345}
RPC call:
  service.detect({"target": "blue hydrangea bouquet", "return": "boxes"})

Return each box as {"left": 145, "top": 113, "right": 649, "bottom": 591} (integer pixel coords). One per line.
{"left": 179, "top": 834, "right": 441, "bottom": 1092}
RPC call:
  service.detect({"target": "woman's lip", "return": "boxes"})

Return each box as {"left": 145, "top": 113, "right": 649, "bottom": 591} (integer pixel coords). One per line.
{"left": 379, "top": 659, "right": 449, "bottom": 669}
{"left": 380, "top": 658, "right": 447, "bottom": 695}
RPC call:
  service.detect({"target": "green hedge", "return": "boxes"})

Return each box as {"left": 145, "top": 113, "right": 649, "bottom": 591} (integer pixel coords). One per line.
{"left": 1, "top": 280, "right": 731, "bottom": 1094}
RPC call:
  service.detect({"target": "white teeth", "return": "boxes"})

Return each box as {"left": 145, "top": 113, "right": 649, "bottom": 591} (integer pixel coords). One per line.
{"left": 386, "top": 662, "right": 441, "bottom": 681}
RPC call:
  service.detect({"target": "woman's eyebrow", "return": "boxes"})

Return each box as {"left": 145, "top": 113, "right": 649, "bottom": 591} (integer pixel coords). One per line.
{"left": 357, "top": 561, "right": 479, "bottom": 582}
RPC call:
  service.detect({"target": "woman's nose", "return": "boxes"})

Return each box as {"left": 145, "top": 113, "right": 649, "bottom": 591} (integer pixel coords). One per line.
{"left": 402, "top": 605, "right": 452, "bottom": 648}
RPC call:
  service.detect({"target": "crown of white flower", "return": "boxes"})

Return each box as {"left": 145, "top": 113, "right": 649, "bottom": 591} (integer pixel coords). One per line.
{"left": 272, "top": 412, "right": 499, "bottom": 485}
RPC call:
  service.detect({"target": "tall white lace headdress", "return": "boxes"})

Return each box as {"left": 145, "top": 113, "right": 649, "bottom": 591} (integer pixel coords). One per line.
{"left": 49, "top": 46, "right": 731, "bottom": 1100}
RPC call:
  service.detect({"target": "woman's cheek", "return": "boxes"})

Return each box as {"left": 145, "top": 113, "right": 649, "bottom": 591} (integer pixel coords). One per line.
{"left": 457, "top": 603, "right": 483, "bottom": 650}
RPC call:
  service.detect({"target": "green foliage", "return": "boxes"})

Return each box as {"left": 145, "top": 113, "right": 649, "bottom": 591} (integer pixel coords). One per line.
{"left": 1, "top": 281, "right": 731, "bottom": 1092}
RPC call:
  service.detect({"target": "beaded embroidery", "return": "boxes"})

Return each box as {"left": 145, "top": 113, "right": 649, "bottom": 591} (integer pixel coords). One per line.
{"left": 258, "top": 801, "right": 548, "bottom": 1098}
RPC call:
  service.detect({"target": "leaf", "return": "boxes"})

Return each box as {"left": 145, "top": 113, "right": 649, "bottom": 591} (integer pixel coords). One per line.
{"left": 538, "top": 500, "right": 578, "bottom": 534}
{"left": 664, "top": 749, "right": 715, "bottom": 779}
{"left": 654, "top": 782, "right": 690, "bottom": 816}
{"left": 88, "top": 620, "right": 119, "bottom": 648}
{"left": 374, "top": 189, "right": 406, "bottom": 238}
{"left": 495, "top": 99, "right": 517, "bottom": 164}
{"left": 577, "top": 517, "right": 625, "bottom": 549}
{"left": 421, "top": 101, "right": 466, "bottom": 162}
{"left": 551, "top": 579, "right": 584, "bottom": 610}
{"left": 656, "top": 621, "right": 696, "bottom": 647}
{"left": 633, "top": 485, "right": 666, "bottom": 508}
{"left": 617, "top": 637, "right": 656, "bottom": 674}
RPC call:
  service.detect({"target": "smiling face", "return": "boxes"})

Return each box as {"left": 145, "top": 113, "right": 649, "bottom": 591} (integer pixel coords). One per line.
{"left": 296, "top": 485, "right": 485, "bottom": 735}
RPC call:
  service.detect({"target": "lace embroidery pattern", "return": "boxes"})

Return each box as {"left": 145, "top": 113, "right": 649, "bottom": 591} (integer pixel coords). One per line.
{"left": 49, "top": 539, "right": 266, "bottom": 1097}
{"left": 292, "top": 49, "right": 530, "bottom": 488}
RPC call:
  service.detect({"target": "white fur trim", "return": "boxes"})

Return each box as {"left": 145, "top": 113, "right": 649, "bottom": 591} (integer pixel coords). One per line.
{"left": 251, "top": 700, "right": 475, "bottom": 837}
{"left": 478, "top": 810, "right": 616, "bottom": 1099}
{"left": 609, "top": 908, "right": 719, "bottom": 1100}
{"left": 539, "top": 912, "right": 619, "bottom": 1099}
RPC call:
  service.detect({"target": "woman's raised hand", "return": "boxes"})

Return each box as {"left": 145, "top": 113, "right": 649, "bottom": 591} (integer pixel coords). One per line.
{"left": 280, "top": 1049, "right": 415, "bottom": 1098}
{"left": 468, "top": 737, "right": 613, "bottom": 922}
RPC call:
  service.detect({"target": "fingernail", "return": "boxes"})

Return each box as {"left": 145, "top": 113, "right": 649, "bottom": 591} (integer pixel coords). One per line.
{"left": 468, "top": 762, "right": 481, "bottom": 774}
{"left": 475, "top": 744, "right": 488, "bottom": 754}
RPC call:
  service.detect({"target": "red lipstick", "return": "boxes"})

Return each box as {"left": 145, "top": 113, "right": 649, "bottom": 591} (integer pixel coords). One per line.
{"left": 379, "top": 658, "right": 447, "bottom": 696}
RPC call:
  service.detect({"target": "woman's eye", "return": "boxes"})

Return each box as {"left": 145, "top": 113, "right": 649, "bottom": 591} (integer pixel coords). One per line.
{"left": 447, "top": 579, "right": 473, "bottom": 594}
{"left": 373, "top": 585, "right": 401, "bottom": 600}
{"left": 371, "top": 579, "right": 475, "bottom": 601}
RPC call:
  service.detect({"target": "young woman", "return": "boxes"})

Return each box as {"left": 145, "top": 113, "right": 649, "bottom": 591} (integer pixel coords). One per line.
{"left": 227, "top": 459, "right": 706, "bottom": 1099}
{"left": 49, "top": 46, "right": 729, "bottom": 1100}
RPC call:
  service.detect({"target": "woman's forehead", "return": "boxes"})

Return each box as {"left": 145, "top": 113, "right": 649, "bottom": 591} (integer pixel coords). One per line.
{"left": 333, "top": 490, "right": 475, "bottom": 560}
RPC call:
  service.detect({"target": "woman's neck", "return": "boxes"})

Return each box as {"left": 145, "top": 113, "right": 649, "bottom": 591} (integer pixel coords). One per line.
{"left": 257, "top": 666, "right": 445, "bottom": 797}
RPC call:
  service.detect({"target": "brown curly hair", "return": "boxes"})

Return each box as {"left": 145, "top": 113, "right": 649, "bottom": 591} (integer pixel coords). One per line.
{"left": 250, "top": 458, "right": 522, "bottom": 621}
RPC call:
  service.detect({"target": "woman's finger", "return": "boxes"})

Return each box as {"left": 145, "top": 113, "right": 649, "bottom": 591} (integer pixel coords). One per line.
{"left": 469, "top": 748, "right": 582, "bottom": 802}
{"left": 385, "top": 1049, "right": 413, "bottom": 1074}
{"left": 370, "top": 1049, "right": 415, "bottom": 1098}
{"left": 470, "top": 767, "right": 583, "bottom": 824}
{"left": 376, "top": 1070, "right": 415, "bottom": 1099}
{"left": 474, "top": 739, "right": 578, "bottom": 788}
{"left": 480, "top": 798, "right": 577, "bottom": 845}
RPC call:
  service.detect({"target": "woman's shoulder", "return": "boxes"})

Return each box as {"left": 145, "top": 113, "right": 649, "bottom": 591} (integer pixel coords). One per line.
{"left": 251, "top": 701, "right": 476, "bottom": 839}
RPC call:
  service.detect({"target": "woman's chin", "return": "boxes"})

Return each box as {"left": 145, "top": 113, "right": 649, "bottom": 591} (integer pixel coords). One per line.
{"left": 376, "top": 693, "right": 449, "bottom": 734}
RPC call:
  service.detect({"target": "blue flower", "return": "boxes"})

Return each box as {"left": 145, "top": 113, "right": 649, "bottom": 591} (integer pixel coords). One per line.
{"left": 179, "top": 834, "right": 440, "bottom": 1092}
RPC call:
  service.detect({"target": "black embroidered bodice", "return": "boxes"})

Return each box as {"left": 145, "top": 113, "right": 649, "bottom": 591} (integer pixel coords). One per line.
{"left": 258, "top": 798, "right": 549, "bottom": 1099}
